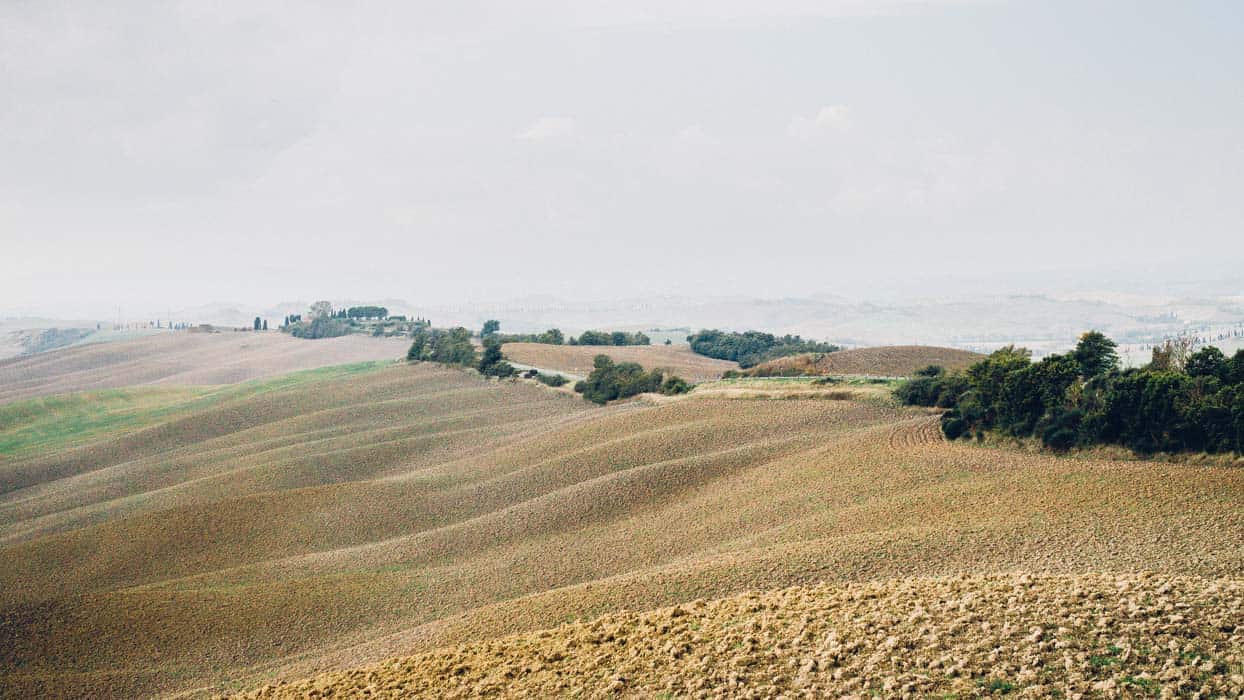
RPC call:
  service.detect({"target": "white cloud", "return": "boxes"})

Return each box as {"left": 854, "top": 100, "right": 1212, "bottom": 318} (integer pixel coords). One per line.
{"left": 518, "top": 116, "right": 577, "bottom": 141}
{"left": 788, "top": 104, "right": 852, "bottom": 139}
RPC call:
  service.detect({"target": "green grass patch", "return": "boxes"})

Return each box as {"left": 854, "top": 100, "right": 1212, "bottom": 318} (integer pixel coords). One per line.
{"left": 980, "top": 678, "right": 1017, "bottom": 694}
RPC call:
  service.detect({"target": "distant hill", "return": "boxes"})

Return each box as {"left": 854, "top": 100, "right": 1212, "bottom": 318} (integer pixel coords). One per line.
{"left": 0, "top": 331, "right": 409, "bottom": 404}
{"left": 746, "top": 345, "right": 983, "bottom": 377}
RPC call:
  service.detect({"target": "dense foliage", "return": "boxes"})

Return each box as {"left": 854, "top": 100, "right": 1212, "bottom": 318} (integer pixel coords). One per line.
{"left": 899, "top": 331, "right": 1244, "bottom": 455}
{"left": 573, "top": 355, "right": 691, "bottom": 404}
{"left": 406, "top": 327, "right": 476, "bottom": 366}
{"left": 686, "top": 330, "right": 840, "bottom": 368}
{"left": 287, "top": 317, "right": 351, "bottom": 339}
{"left": 569, "top": 330, "right": 651, "bottom": 346}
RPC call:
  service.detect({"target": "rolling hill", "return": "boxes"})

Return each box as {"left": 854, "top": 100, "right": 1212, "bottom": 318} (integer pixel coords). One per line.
{"left": 1, "top": 360, "right": 1241, "bottom": 698}
{"left": 747, "top": 345, "right": 983, "bottom": 377}
{"left": 501, "top": 341, "right": 737, "bottom": 382}
{"left": 0, "top": 331, "right": 411, "bottom": 404}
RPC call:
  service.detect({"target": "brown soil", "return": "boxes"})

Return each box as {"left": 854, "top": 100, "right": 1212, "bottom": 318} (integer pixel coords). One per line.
{"left": 502, "top": 342, "right": 737, "bottom": 382}
{"left": 749, "top": 345, "right": 983, "bottom": 377}
{"left": 236, "top": 572, "right": 1244, "bottom": 699}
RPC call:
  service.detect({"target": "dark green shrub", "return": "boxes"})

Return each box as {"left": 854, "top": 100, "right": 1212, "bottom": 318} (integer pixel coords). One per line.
{"left": 536, "top": 373, "right": 569, "bottom": 387}
{"left": 660, "top": 376, "right": 692, "bottom": 395}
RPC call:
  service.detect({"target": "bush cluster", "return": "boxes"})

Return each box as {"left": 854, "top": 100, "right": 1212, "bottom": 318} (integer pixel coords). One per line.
{"left": 687, "top": 330, "right": 840, "bottom": 368}
{"left": 573, "top": 355, "right": 691, "bottom": 404}
{"left": 535, "top": 372, "right": 569, "bottom": 387}
{"left": 899, "top": 331, "right": 1244, "bottom": 455}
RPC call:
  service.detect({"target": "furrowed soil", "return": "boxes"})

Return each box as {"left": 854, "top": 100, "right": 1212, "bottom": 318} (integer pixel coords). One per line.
{"left": 501, "top": 342, "right": 737, "bottom": 381}
{"left": 0, "top": 331, "right": 411, "bottom": 404}
{"left": 239, "top": 572, "right": 1244, "bottom": 699}
{"left": 1, "top": 362, "right": 1241, "bottom": 698}
{"left": 749, "top": 345, "right": 983, "bottom": 377}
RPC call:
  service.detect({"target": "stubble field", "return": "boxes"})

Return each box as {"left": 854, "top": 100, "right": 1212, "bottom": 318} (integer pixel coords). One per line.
{"left": 500, "top": 342, "right": 737, "bottom": 381}
{"left": 748, "top": 345, "right": 983, "bottom": 377}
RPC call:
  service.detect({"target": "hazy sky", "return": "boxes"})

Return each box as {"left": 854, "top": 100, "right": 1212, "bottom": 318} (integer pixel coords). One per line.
{"left": 3, "top": 0, "right": 1242, "bottom": 317}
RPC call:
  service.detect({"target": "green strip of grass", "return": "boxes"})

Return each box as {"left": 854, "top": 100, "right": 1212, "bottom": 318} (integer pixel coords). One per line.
{"left": 0, "top": 360, "right": 391, "bottom": 457}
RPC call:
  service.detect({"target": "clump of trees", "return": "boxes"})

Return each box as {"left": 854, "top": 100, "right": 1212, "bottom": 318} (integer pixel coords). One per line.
{"left": 899, "top": 330, "right": 1244, "bottom": 455}
{"left": 405, "top": 327, "right": 517, "bottom": 377}
{"left": 573, "top": 355, "right": 691, "bottom": 404}
{"left": 568, "top": 330, "right": 650, "bottom": 346}
{"left": 406, "top": 327, "right": 475, "bottom": 365}
{"left": 288, "top": 317, "right": 351, "bottom": 339}
{"left": 477, "top": 337, "right": 516, "bottom": 377}
{"left": 687, "top": 330, "right": 840, "bottom": 368}
{"left": 347, "top": 306, "right": 389, "bottom": 320}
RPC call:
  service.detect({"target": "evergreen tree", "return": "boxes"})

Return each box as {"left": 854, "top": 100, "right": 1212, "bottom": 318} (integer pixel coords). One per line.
{"left": 1072, "top": 331, "right": 1118, "bottom": 377}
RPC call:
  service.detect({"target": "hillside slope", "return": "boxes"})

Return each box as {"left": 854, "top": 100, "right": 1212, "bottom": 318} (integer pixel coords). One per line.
{"left": 0, "top": 331, "right": 410, "bottom": 404}
{"left": 749, "top": 345, "right": 982, "bottom": 377}
{"left": 2, "top": 362, "right": 1241, "bottom": 698}
{"left": 502, "top": 342, "right": 737, "bottom": 381}
{"left": 240, "top": 572, "right": 1244, "bottom": 699}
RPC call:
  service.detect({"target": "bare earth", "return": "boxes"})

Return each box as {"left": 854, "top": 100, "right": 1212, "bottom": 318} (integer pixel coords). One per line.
{"left": 240, "top": 572, "right": 1244, "bottom": 699}
{"left": 750, "top": 345, "right": 983, "bottom": 377}
{"left": 502, "top": 342, "right": 737, "bottom": 381}
{"left": 0, "top": 331, "right": 410, "bottom": 404}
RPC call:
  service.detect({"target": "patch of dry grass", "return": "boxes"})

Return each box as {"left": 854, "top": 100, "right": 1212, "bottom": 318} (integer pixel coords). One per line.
{"left": 748, "top": 345, "right": 982, "bottom": 377}
{"left": 502, "top": 342, "right": 737, "bottom": 382}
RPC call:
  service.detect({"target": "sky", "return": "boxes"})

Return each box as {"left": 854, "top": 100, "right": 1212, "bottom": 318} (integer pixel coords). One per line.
{"left": 2, "top": 0, "right": 1242, "bottom": 318}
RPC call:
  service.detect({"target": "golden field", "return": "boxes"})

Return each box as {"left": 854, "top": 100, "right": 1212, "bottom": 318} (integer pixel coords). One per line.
{"left": 1, "top": 337, "right": 1241, "bottom": 698}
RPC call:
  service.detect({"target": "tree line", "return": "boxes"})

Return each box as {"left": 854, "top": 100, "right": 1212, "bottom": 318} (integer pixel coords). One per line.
{"left": 898, "top": 331, "right": 1244, "bottom": 455}
{"left": 478, "top": 320, "right": 648, "bottom": 347}
{"left": 569, "top": 330, "right": 650, "bottom": 346}
{"left": 687, "top": 330, "right": 840, "bottom": 368}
